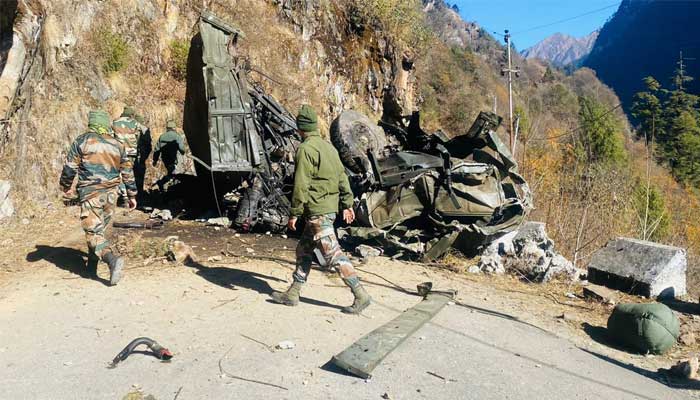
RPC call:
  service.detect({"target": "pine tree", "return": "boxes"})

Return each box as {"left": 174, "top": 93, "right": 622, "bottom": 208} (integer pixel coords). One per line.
{"left": 577, "top": 96, "right": 627, "bottom": 165}
{"left": 631, "top": 76, "right": 662, "bottom": 143}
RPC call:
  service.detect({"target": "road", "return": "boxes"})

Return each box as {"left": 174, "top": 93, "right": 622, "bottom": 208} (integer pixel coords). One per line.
{"left": 0, "top": 233, "right": 692, "bottom": 400}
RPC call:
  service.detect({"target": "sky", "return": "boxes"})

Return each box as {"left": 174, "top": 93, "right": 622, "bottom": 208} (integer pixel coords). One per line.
{"left": 453, "top": 0, "right": 621, "bottom": 50}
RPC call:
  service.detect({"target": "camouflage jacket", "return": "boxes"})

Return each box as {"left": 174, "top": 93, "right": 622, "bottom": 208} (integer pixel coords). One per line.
{"left": 60, "top": 130, "right": 137, "bottom": 201}
{"left": 112, "top": 116, "right": 139, "bottom": 157}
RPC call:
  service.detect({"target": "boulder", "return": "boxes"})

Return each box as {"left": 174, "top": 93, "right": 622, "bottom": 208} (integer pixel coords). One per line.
{"left": 477, "top": 222, "right": 580, "bottom": 282}
{"left": 587, "top": 238, "right": 686, "bottom": 299}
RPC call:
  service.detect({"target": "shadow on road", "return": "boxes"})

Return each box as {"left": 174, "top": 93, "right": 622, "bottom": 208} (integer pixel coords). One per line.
{"left": 26, "top": 245, "right": 110, "bottom": 286}
{"left": 580, "top": 348, "right": 700, "bottom": 391}
{"left": 187, "top": 261, "right": 343, "bottom": 310}
{"left": 582, "top": 323, "right": 635, "bottom": 353}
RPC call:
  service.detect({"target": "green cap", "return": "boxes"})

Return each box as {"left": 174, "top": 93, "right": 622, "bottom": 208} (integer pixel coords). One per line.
{"left": 122, "top": 106, "right": 135, "bottom": 118}
{"left": 166, "top": 119, "right": 177, "bottom": 129}
{"left": 296, "top": 104, "right": 318, "bottom": 132}
{"left": 88, "top": 110, "right": 111, "bottom": 132}
{"left": 135, "top": 114, "right": 145, "bottom": 124}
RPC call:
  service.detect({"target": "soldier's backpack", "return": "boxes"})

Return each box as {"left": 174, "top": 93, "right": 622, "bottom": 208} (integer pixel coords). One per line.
{"left": 607, "top": 303, "right": 680, "bottom": 354}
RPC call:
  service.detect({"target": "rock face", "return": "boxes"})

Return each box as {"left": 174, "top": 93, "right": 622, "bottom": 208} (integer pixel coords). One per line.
{"left": 478, "top": 222, "right": 580, "bottom": 282}
{"left": 0, "top": 180, "right": 13, "bottom": 221}
{"left": 522, "top": 31, "right": 598, "bottom": 67}
{"left": 587, "top": 238, "right": 687, "bottom": 299}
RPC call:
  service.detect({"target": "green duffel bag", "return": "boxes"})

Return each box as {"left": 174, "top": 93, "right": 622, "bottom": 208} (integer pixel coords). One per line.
{"left": 607, "top": 303, "right": 680, "bottom": 354}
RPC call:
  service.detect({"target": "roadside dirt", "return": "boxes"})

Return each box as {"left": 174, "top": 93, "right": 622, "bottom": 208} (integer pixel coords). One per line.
{"left": 1, "top": 206, "right": 699, "bottom": 389}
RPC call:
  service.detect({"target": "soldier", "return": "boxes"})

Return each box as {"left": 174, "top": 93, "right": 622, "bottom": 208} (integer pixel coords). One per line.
{"left": 133, "top": 114, "right": 152, "bottom": 200}
{"left": 270, "top": 105, "right": 371, "bottom": 314}
{"left": 152, "top": 119, "right": 186, "bottom": 191}
{"left": 112, "top": 106, "right": 139, "bottom": 204}
{"left": 60, "top": 110, "right": 137, "bottom": 285}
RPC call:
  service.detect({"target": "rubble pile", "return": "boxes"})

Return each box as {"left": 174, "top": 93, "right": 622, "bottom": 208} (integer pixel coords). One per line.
{"left": 478, "top": 222, "right": 581, "bottom": 282}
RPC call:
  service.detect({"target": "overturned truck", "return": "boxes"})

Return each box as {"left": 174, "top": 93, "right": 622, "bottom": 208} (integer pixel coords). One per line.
{"left": 184, "top": 12, "right": 532, "bottom": 261}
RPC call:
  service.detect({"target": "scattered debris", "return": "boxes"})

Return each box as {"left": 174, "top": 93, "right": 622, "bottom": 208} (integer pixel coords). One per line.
{"left": 426, "top": 371, "right": 456, "bottom": 383}
{"left": 355, "top": 244, "right": 382, "bottom": 259}
{"left": 0, "top": 180, "right": 13, "bottom": 221}
{"left": 218, "top": 344, "right": 288, "bottom": 391}
{"left": 477, "top": 222, "right": 581, "bottom": 282}
{"left": 587, "top": 238, "right": 687, "bottom": 299}
{"left": 150, "top": 208, "right": 173, "bottom": 221}
{"left": 113, "top": 220, "right": 164, "bottom": 230}
{"left": 167, "top": 240, "right": 196, "bottom": 264}
{"left": 332, "top": 290, "right": 455, "bottom": 379}
{"left": 381, "top": 393, "right": 391, "bottom": 399}
{"left": 275, "top": 340, "right": 295, "bottom": 350}
{"left": 206, "top": 217, "right": 231, "bottom": 228}
{"left": 582, "top": 284, "right": 617, "bottom": 305}
{"left": 110, "top": 337, "right": 173, "bottom": 368}
{"left": 659, "top": 357, "right": 699, "bottom": 381}
{"left": 207, "top": 255, "right": 223, "bottom": 262}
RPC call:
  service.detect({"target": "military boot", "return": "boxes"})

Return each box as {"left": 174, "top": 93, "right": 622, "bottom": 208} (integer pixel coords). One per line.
{"left": 341, "top": 279, "right": 371, "bottom": 314}
{"left": 85, "top": 253, "right": 99, "bottom": 278}
{"left": 270, "top": 281, "right": 303, "bottom": 306}
{"left": 102, "top": 252, "right": 125, "bottom": 286}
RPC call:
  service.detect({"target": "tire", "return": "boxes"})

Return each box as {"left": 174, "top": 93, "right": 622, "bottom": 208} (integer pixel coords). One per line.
{"left": 330, "top": 110, "right": 389, "bottom": 174}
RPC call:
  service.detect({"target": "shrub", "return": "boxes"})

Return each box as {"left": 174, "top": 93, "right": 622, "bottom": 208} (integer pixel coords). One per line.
{"left": 169, "top": 39, "right": 190, "bottom": 81}
{"left": 95, "top": 28, "right": 130, "bottom": 74}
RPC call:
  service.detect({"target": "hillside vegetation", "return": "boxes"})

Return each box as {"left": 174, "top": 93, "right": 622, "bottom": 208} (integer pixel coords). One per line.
{"left": 0, "top": 0, "right": 697, "bottom": 292}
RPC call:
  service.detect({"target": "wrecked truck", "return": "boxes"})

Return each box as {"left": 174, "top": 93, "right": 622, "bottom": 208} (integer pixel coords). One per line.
{"left": 183, "top": 12, "right": 532, "bottom": 260}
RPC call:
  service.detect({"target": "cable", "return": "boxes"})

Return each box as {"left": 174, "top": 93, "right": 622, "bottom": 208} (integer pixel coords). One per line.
{"left": 526, "top": 103, "right": 622, "bottom": 142}
{"left": 513, "top": 3, "right": 621, "bottom": 35}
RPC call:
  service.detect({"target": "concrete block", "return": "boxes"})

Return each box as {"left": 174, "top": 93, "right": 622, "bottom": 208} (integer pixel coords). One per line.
{"left": 587, "top": 238, "right": 686, "bottom": 299}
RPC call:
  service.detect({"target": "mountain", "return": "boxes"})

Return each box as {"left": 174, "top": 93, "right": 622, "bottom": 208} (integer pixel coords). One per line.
{"left": 522, "top": 31, "right": 598, "bottom": 67}
{"left": 583, "top": 0, "right": 700, "bottom": 111}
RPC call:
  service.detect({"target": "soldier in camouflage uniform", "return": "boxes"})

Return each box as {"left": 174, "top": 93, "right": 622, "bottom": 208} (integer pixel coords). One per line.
{"left": 112, "top": 106, "right": 140, "bottom": 203}
{"left": 60, "top": 110, "right": 137, "bottom": 286}
{"left": 271, "top": 105, "right": 371, "bottom": 314}
{"left": 133, "top": 114, "right": 152, "bottom": 200}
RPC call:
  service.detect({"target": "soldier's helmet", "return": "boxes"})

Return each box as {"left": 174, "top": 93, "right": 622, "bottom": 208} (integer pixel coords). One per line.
{"left": 135, "top": 114, "right": 145, "bottom": 125}
{"left": 166, "top": 119, "right": 177, "bottom": 130}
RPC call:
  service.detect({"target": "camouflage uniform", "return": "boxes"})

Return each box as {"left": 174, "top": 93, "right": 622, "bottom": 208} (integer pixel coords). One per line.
{"left": 60, "top": 110, "right": 135, "bottom": 285}
{"left": 271, "top": 105, "right": 370, "bottom": 314}
{"left": 112, "top": 107, "right": 139, "bottom": 201}
{"left": 292, "top": 213, "right": 356, "bottom": 283}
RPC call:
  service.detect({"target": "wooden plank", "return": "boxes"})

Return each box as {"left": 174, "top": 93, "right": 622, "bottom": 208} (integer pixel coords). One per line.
{"left": 331, "top": 291, "right": 455, "bottom": 379}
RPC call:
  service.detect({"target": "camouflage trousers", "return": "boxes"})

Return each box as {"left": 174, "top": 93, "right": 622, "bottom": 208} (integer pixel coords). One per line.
{"left": 80, "top": 189, "right": 118, "bottom": 258}
{"left": 293, "top": 213, "right": 357, "bottom": 284}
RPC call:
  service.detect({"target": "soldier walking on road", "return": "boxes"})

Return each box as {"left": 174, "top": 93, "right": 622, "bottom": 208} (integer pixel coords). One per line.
{"left": 270, "top": 105, "right": 371, "bottom": 314}
{"left": 152, "top": 119, "right": 186, "bottom": 191}
{"left": 112, "top": 106, "right": 140, "bottom": 204}
{"left": 60, "top": 110, "right": 137, "bottom": 285}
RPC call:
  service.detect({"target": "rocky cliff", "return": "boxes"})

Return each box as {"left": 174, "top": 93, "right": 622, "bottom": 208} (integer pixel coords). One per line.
{"left": 0, "top": 0, "right": 418, "bottom": 214}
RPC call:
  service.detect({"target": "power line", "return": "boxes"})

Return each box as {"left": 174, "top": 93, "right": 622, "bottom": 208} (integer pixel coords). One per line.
{"left": 527, "top": 103, "right": 623, "bottom": 142}
{"left": 512, "top": 3, "right": 621, "bottom": 35}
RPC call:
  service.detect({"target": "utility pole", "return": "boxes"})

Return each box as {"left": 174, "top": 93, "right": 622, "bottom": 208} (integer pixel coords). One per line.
{"left": 501, "top": 30, "right": 520, "bottom": 152}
